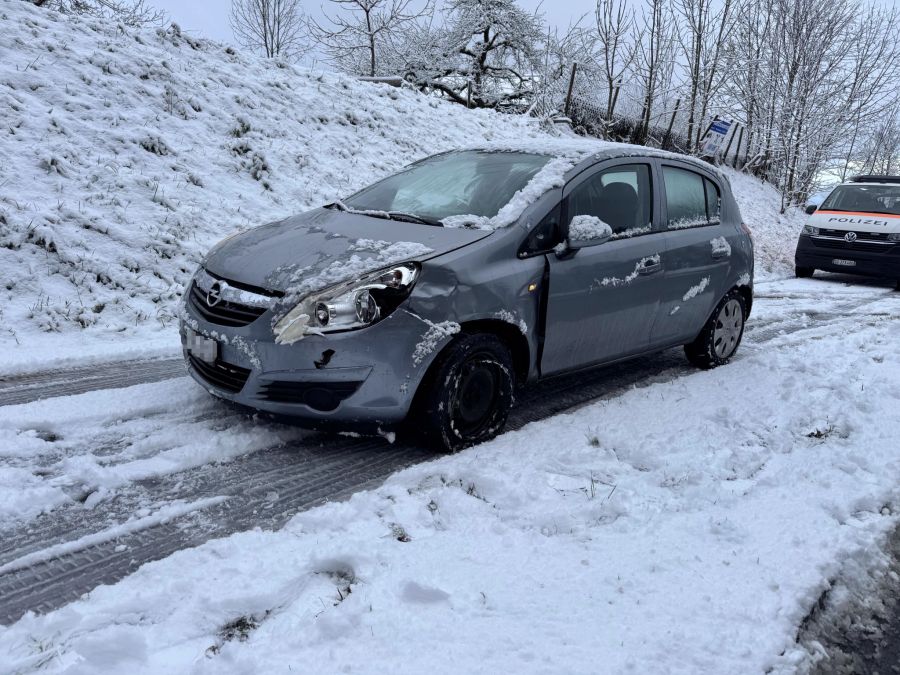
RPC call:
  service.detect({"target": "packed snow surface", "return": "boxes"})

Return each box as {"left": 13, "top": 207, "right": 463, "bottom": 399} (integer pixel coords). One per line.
{"left": 1, "top": 278, "right": 898, "bottom": 674}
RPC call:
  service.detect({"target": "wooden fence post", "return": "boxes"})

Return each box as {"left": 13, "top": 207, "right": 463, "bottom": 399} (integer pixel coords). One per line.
{"left": 722, "top": 122, "right": 739, "bottom": 161}
{"left": 663, "top": 98, "right": 681, "bottom": 150}
{"left": 732, "top": 126, "right": 745, "bottom": 169}
{"left": 564, "top": 62, "right": 578, "bottom": 117}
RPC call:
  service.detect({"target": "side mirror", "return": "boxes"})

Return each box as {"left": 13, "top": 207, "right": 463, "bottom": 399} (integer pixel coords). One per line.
{"left": 564, "top": 215, "right": 613, "bottom": 252}
{"left": 805, "top": 204, "right": 818, "bottom": 215}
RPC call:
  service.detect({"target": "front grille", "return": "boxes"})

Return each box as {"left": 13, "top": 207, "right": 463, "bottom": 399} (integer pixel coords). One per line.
{"left": 188, "top": 282, "right": 267, "bottom": 327}
{"left": 258, "top": 380, "right": 362, "bottom": 411}
{"left": 811, "top": 237, "right": 895, "bottom": 253}
{"left": 188, "top": 355, "right": 251, "bottom": 393}
{"left": 819, "top": 228, "right": 892, "bottom": 241}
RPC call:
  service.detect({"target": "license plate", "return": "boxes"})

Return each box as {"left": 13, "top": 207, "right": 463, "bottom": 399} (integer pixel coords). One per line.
{"left": 184, "top": 328, "right": 218, "bottom": 364}
{"left": 832, "top": 258, "right": 856, "bottom": 267}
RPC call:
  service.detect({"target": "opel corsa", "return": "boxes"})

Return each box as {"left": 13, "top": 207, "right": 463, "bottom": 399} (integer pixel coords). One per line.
{"left": 180, "top": 141, "right": 754, "bottom": 450}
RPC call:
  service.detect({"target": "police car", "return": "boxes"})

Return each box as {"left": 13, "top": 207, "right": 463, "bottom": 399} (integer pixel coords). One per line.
{"left": 795, "top": 175, "right": 900, "bottom": 287}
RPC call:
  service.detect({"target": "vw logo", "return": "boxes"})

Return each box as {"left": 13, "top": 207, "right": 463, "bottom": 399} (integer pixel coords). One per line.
{"left": 844, "top": 231, "right": 858, "bottom": 243}
{"left": 206, "top": 281, "right": 224, "bottom": 307}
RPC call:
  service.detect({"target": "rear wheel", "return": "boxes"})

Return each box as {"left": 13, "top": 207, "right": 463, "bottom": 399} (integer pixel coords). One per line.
{"left": 795, "top": 266, "right": 815, "bottom": 278}
{"left": 416, "top": 333, "right": 514, "bottom": 452}
{"left": 684, "top": 290, "right": 747, "bottom": 369}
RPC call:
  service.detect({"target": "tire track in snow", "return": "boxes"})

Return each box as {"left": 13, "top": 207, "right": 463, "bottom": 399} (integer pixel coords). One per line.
{"left": 0, "top": 357, "right": 184, "bottom": 406}
{"left": 0, "top": 286, "right": 892, "bottom": 625}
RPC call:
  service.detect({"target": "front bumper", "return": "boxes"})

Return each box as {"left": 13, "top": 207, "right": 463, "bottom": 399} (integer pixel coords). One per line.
{"left": 179, "top": 297, "right": 437, "bottom": 428}
{"left": 795, "top": 234, "right": 900, "bottom": 279}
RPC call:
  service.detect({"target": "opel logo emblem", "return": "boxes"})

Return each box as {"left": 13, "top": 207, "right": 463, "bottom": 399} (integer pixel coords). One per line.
{"left": 844, "top": 231, "right": 858, "bottom": 243}
{"left": 206, "top": 281, "right": 223, "bottom": 307}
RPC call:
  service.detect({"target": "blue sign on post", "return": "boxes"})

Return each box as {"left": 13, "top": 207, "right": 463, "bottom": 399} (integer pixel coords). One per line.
{"left": 701, "top": 118, "right": 733, "bottom": 157}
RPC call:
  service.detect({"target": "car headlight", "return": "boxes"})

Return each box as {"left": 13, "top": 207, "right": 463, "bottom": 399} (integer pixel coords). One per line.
{"left": 888, "top": 232, "right": 900, "bottom": 242}
{"left": 802, "top": 224, "right": 820, "bottom": 235}
{"left": 274, "top": 263, "right": 420, "bottom": 345}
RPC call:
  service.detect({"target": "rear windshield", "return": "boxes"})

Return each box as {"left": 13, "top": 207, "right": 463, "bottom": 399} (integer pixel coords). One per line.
{"left": 344, "top": 151, "right": 550, "bottom": 222}
{"left": 820, "top": 184, "right": 900, "bottom": 216}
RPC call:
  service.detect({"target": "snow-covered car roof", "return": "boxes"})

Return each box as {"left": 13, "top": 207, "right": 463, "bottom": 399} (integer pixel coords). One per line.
{"left": 458, "top": 138, "right": 725, "bottom": 180}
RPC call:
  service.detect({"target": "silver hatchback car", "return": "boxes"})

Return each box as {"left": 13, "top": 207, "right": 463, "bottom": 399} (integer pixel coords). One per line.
{"left": 180, "top": 141, "right": 753, "bottom": 450}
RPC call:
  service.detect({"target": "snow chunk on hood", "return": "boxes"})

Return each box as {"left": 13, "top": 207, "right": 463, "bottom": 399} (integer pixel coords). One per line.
{"left": 280, "top": 239, "right": 433, "bottom": 306}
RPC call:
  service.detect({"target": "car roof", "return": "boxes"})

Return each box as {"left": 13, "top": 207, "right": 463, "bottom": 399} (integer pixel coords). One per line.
{"left": 848, "top": 175, "right": 900, "bottom": 184}
{"left": 457, "top": 139, "right": 726, "bottom": 184}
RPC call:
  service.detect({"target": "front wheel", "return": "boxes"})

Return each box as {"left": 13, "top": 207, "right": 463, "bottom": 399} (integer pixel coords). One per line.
{"left": 416, "top": 333, "right": 514, "bottom": 452}
{"left": 795, "top": 266, "right": 815, "bottom": 278}
{"left": 684, "top": 290, "right": 747, "bottom": 369}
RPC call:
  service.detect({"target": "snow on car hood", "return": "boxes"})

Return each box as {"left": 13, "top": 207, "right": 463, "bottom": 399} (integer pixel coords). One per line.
{"left": 202, "top": 207, "right": 492, "bottom": 296}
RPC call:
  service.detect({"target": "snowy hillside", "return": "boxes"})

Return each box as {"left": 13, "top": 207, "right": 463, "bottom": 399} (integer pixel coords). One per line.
{"left": 0, "top": 0, "right": 801, "bottom": 360}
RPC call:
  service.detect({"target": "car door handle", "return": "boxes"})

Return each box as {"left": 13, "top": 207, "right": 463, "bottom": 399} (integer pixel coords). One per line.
{"left": 637, "top": 259, "right": 662, "bottom": 275}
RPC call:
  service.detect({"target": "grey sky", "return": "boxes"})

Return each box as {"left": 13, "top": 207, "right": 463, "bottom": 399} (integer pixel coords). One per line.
{"left": 149, "top": 0, "right": 600, "bottom": 47}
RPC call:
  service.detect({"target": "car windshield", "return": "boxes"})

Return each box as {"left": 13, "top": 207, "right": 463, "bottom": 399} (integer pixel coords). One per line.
{"left": 820, "top": 184, "right": 900, "bottom": 216}
{"left": 342, "top": 151, "right": 550, "bottom": 223}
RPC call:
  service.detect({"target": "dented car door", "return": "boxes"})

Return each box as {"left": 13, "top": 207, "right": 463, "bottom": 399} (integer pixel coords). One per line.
{"left": 540, "top": 160, "right": 668, "bottom": 375}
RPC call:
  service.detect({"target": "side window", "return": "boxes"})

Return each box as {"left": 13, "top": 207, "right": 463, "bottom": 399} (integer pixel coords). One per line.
{"left": 566, "top": 164, "right": 652, "bottom": 237}
{"left": 664, "top": 166, "right": 707, "bottom": 228}
{"left": 520, "top": 203, "right": 562, "bottom": 256}
{"left": 664, "top": 166, "right": 722, "bottom": 228}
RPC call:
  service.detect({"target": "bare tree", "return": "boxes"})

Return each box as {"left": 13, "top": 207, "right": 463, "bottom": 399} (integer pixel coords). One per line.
{"left": 675, "top": 0, "right": 735, "bottom": 149}
{"left": 230, "top": 0, "right": 307, "bottom": 59}
{"left": 633, "top": 0, "right": 676, "bottom": 145}
{"left": 307, "top": 0, "right": 431, "bottom": 77}
{"left": 30, "top": 0, "right": 165, "bottom": 26}
{"left": 595, "top": 0, "right": 637, "bottom": 120}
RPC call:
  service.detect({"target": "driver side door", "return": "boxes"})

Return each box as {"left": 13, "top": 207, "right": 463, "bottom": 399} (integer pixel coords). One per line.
{"left": 540, "top": 160, "right": 668, "bottom": 375}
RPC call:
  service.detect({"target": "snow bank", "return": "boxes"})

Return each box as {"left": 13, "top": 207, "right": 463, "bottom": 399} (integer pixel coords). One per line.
{"left": 722, "top": 168, "right": 806, "bottom": 280}
{"left": 2, "top": 286, "right": 898, "bottom": 673}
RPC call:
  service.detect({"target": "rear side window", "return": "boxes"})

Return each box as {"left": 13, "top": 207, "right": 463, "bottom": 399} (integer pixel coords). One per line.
{"left": 566, "top": 164, "right": 653, "bottom": 237}
{"left": 664, "top": 166, "right": 721, "bottom": 228}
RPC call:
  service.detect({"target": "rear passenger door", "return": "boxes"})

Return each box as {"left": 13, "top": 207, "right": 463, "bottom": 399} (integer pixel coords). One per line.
{"left": 652, "top": 163, "right": 734, "bottom": 346}
{"left": 541, "top": 160, "right": 668, "bottom": 375}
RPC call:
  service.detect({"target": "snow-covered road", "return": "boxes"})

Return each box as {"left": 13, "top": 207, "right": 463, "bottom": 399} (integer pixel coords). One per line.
{"left": 0, "top": 275, "right": 898, "bottom": 674}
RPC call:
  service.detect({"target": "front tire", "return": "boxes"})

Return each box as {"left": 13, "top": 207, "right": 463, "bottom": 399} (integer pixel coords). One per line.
{"left": 795, "top": 266, "right": 815, "bottom": 278}
{"left": 684, "top": 290, "right": 747, "bottom": 369}
{"left": 417, "top": 333, "right": 514, "bottom": 452}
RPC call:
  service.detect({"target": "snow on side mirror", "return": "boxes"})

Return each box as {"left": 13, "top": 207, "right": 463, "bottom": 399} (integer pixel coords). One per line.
{"left": 805, "top": 204, "right": 818, "bottom": 215}
{"left": 565, "top": 215, "right": 613, "bottom": 252}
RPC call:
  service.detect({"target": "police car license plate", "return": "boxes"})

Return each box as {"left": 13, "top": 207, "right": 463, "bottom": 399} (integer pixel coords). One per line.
{"left": 832, "top": 258, "right": 856, "bottom": 267}
{"left": 184, "top": 328, "right": 218, "bottom": 364}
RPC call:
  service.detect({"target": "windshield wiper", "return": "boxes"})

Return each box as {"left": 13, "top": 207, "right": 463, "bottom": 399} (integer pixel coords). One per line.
{"left": 386, "top": 211, "right": 443, "bottom": 226}
{"left": 325, "top": 202, "right": 442, "bottom": 226}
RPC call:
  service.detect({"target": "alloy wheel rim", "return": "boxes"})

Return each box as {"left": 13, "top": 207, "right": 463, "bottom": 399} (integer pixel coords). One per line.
{"left": 713, "top": 299, "right": 743, "bottom": 359}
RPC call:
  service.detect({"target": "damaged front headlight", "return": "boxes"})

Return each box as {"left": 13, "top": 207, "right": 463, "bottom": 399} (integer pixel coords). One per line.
{"left": 274, "top": 263, "right": 420, "bottom": 345}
